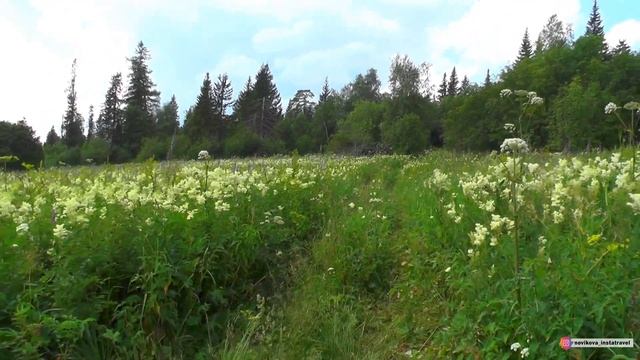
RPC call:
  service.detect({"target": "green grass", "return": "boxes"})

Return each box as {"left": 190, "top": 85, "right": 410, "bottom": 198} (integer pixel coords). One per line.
{"left": 0, "top": 151, "right": 638, "bottom": 359}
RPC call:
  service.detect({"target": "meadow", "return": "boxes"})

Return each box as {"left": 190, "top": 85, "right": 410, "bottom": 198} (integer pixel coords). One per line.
{"left": 0, "top": 149, "right": 639, "bottom": 359}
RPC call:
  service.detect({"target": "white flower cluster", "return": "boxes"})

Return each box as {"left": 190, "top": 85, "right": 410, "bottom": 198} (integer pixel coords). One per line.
{"left": 470, "top": 223, "right": 489, "bottom": 246}
{"left": 604, "top": 102, "right": 618, "bottom": 114}
{"left": 628, "top": 194, "right": 640, "bottom": 214}
{"left": 504, "top": 123, "right": 516, "bottom": 133}
{"left": 510, "top": 342, "right": 529, "bottom": 358}
{"left": 197, "top": 150, "right": 211, "bottom": 160}
{"left": 500, "top": 89, "right": 513, "bottom": 98}
{"left": 500, "top": 138, "right": 529, "bottom": 154}
{"left": 529, "top": 96, "right": 544, "bottom": 105}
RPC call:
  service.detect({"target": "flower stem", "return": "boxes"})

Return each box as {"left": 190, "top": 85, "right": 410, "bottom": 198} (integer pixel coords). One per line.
{"left": 512, "top": 156, "right": 522, "bottom": 313}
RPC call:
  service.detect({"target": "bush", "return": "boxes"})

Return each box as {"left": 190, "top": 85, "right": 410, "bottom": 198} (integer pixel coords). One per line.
{"left": 381, "top": 113, "right": 430, "bottom": 154}
{"left": 81, "top": 138, "right": 110, "bottom": 164}
{"left": 224, "top": 126, "right": 262, "bottom": 157}
{"left": 136, "top": 136, "right": 170, "bottom": 162}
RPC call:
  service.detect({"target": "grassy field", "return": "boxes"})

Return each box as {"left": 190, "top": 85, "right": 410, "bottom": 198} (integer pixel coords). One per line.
{"left": 0, "top": 151, "right": 639, "bottom": 359}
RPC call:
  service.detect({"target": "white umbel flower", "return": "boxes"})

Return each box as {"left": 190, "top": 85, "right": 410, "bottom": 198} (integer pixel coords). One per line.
{"left": 500, "top": 89, "right": 513, "bottom": 97}
{"left": 604, "top": 102, "right": 618, "bottom": 114}
{"left": 500, "top": 138, "right": 529, "bottom": 153}
{"left": 197, "top": 150, "right": 211, "bottom": 160}
{"left": 510, "top": 342, "right": 521, "bottom": 351}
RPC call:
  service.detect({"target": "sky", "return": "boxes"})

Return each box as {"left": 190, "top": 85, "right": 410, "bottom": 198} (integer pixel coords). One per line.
{"left": 1, "top": 0, "right": 639, "bottom": 140}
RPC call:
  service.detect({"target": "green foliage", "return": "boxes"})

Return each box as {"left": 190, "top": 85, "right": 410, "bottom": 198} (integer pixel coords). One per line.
{"left": 81, "top": 138, "right": 111, "bottom": 164}
{"left": 0, "top": 120, "right": 44, "bottom": 170}
{"left": 329, "top": 101, "right": 387, "bottom": 153}
{"left": 381, "top": 113, "right": 429, "bottom": 154}
{"left": 136, "top": 136, "right": 170, "bottom": 161}
{"left": 224, "top": 125, "right": 262, "bottom": 157}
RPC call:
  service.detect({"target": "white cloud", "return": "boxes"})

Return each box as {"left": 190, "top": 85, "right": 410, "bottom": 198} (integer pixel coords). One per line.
{"left": 345, "top": 9, "right": 401, "bottom": 32}
{"left": 426, "top": 0, "right": 581, "bottom": 81}
{"left": 606, "top": 20, "right": 640, "bottom": 49}
{"left": 252, "top": 21, "right": 314, "bottom": 52}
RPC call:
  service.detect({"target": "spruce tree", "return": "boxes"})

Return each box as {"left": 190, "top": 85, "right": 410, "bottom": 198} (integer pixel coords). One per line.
{"left": 459, "top": 76, "right": 471, "bottom": 95}
{"left": 212, "top": 73, "right": 233, "bottom": 140}
{"left": 87, "top": 105, "right": 95, "bottom": 140}
{"left": 437, "top": 72, "right": 447, "bottom": 100}
{"left": 612, "top": 40, "right": 631, "bottom": 56}
{"left": 447, "top": 67, "right": 458, "bottom": 97}
{"left": 585, "top": 0, "right": 605, "bottom": 37}
{"left": 185, "top": 73, "right": 216, "bottom": 140}
{"left": 61, "top": 59, "right": 85, "bottom": 147}
{"left": 123, "top": 41, "right": 160, "bottom": 154}
{"left": 251, "top": 64, "right": 282, "bottom": 138}
{"left": 233, "top": 77, "right": 255, "bottom": 124}
{"left": 517, "top": 28, "right": 533, "bottom": 62}
{"left": 45, "top": 126, "right": 60, "bottom": 146}
{"left": 319, "top": 77, "right": 332, "bottom": 104}
{"left": 484, "top": 69, "right": 491, "bottom": 87}
{"left": 97, "top": 73, "right": 124, "bottom": 145}
{"left": 157, "top": 95, "right": 179, "bottom": 137}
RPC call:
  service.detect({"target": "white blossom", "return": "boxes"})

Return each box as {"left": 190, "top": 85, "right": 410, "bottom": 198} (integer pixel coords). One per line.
{"left": 500, "top": 138, "right": 529, "bottom": 154}
{"left": 197, "top": 150, "right": 211, "bottom": 160}
{"left": 604, "top": 102, "right": 618, "bottom": 114}
{"left": 500, "top": 89, "right": 513, "bottom": 97}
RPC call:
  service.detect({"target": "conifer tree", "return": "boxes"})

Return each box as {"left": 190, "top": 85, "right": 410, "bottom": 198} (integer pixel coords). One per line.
{"left": 157, "top": 95, "right": 179, "bottom": 137}
{"left": 123, "top": 41, "right": 160, "bottom": 154}
{"left": 86, "top": 105, "right": 95, "bottom": 140}
{"left": 459, "top": 75, "right": 471, "bottom": 95}
{"left": 250, "top": 64, "right": 282, "bottom": 138}
{"left": 437, "top": 72, "right": 447, "bottom": 100}
{"left": 319, "top": 77, "right": 332, "bottom": 104}
{"left": 585, "top": 0, "right": 605, "bottom": 37}
{"left": 233, "top": 77, "right": 255, "bottom": 124}
{"left": 61, "top": 59, "right": 85, "bottom": 147}
{"left": 213, "top": 73, "right": 233, "bottom": 140}
{"left": 612, "top": 40, "right": 631, "bottom": 56}
{"left": 447, "top": 67, "right": 459, "bottom": 97}
{"left": 45, "top": 126, "right": 60, "bottom": 146}
{"left": 185, "top": 73, "right": 216, "bottom": 140}
{"left": 97, "top": 73, "right": 124, "bottom": 145}
{"left": 484, "top": 69, "right": 491, "bottom": 87}
{"left": 517, "top": 28, "right": 533, "bottom": 62}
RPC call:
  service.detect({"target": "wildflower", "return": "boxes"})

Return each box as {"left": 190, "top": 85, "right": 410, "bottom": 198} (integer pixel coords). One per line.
{"left": 348, "top": 202, "right": 355, "bottom": 208}
{"left": 16, "top": 223, "right": 29, "bottom": 235}
{"left": 273, "top": 216, "right": 285, "bottom": 225}
{"left": 520, "top": 347, "right": 530, "bottom": 358}
{"left": 527, "top": 91, "right": 537, "bottom": 99}
{"left": 11, "top": 243, "right": 18, "bottom": 248}
{"left": 504, "top": 123, "right": 516, "bottom": 133}
{"left": 470, "top": 223, "right": 489, "bottom": 246}
{"left": 510, "top": 342, "right": 521, "bottom": 351}
{"left": 500, "top": 138, "right": 529, "bottom": 154}
{"left": 529, "top": 96, "right": 544, "bottom": 105}
{"left": 628, "top": 194, "right": 640, "bottom": 214}
{"left": 197, "top": 150, "right": 211, "bottom": 160}
{"left": 53, "top": 224, "right": 69, "bottom": 239}
{"left": 500, "top": 89, "right": 513, "bottom": 97}
{"left": 490, "top": 237, "right": 498, "bottom": 247}
{"left": 623, "top": 101, "right": 640, "bottom": 111}
{"left": 445, "top": 266, "right": 451, "bottom": 273}
{"left": 604, "top": 102, "right": 618, "bottom": 114}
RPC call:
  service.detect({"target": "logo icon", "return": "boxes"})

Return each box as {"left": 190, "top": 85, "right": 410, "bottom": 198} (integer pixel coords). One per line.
{"left": 560, "top": 337, "right": 572, "bottom": 350}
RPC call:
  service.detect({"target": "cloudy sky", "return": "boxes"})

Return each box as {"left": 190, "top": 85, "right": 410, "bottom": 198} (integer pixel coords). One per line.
{"left": 1, "top": 0, "right": 639, "bottom": 139}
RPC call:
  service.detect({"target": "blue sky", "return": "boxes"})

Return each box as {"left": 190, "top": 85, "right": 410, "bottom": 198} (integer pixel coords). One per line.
{"left": 1, "top": 0, "right": 639, "bottom": 139}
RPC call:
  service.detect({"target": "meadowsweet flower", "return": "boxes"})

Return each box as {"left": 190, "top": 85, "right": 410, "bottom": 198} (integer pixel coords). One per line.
{"left": 520, "top": 347, "right": 530, "bottom": 358}
{"left": 510, "top": 342, "right": 521, "bottom": 351}
{"left": 16, "top": 223, "right": 29, "bottom": 235}
{"left": 348, "top": 202, "right": 355, "bottom": 208}
{"left": 604, "top": 102, "right": 618, "bottom": 114}
{"left": 445, "top": 266, "right": 451, "bottom": 273}
{"left": 53, "top": 224, "right": 69, "bottom": 239}
{"left": 470, "top": 223, "right": 489, "bottom": 246}
{"left": 504, "top": 123, "right": 516, "bottom": 133}
{"left": 197, "top": 150, "right": 211, "bottom": 160}
{"left": 628, "top": 194, "right": 640, "bottom": 214}
{"left": 500, "top": 89, "right": 513, "bottom": 97}
{"left": 500, "top": 138, "right": 529, "bottom": 154}
{"left": 530, "top": 96, "right": 544, "bottom": 105}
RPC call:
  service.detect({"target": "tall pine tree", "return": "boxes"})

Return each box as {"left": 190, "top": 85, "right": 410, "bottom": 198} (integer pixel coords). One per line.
{"left": 249, "top": 64, "right": 282, "bottom": 138}
{"left": 319, "top": 77, "right": 332, "bottom": 104}
{"left": 212, "top": 73, "right": 233, "bottom": 140}
{"left": 459, "top": 75, "right": 471, "bottom": 95}
{"left": 185, "top": 72, "right": 216, "bottom": 140}
{"left": 61, "top": 59, "right": 85, "bottom": 147}
{"left": 45, "top": 126, "right": 60, "bottom": 146}
{"left": 97, "top": 73, "right": 124, "bottom": 145}
{"left": 123, "top": 41, "right": 160, "bottom": 154}
{"left": 517, "top": 28, "right": 533, "bottom": 62}
{"left": 585, "top": 0, "right": 605, "bottom": 37}
{"left": 86, "top": 105, "right": 95, "bottom": 140}
{"left": 447, "top": 67, "right": 459, "bottom": 97}
{"left": 156, "top": 95, "right": 179, "bottom": 137}
{"left": 484, "top": 69, "right": 491, "bottom": 87}
{"left": 437, "top": 72, "right": 447, "bottom": 100}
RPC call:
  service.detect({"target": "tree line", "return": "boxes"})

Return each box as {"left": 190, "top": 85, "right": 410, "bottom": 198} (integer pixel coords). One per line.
{"left": 1, "top": 1, "right": 639, "bottom": 168}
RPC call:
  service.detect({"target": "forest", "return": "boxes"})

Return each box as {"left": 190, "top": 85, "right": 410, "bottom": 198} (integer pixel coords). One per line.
{"left": 1, "top": 4, "right": 639, "bottom": 169}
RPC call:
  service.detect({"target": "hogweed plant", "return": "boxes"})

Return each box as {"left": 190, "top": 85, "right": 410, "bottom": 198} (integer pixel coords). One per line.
{"left": 605, "top": 101, "right": 639, "bottom": 178}
{"left": 499, "top": 89, "right": 542, "bottom": 312}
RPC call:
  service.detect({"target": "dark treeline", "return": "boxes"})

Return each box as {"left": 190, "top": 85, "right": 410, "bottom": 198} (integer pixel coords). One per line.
{"left": 1, "top": 2, "right": 639, "bottom": 168}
